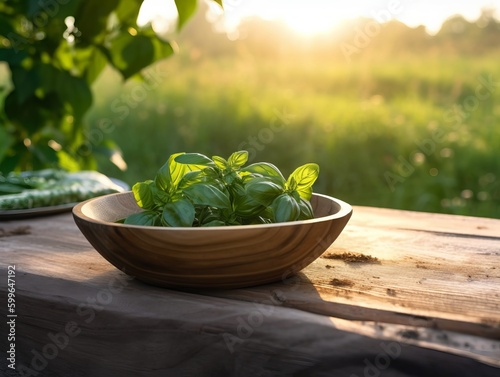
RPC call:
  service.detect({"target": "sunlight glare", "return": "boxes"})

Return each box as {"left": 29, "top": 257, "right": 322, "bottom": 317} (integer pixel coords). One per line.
{"left": 137, "top": 0, "right": 178, "bottom": 34}
{"left": 136, "top": 0, "right": 500, "bottom": 37}
{"left": 230, "top": 1, "right": 359, "bottom": 36}
{"left": 280, "top": 7, "right": 344, "bottom": 35}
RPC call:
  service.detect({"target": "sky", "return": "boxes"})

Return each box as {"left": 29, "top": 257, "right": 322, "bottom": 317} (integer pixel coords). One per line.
{"left": 139, "top": 0, "right": 500, "bottom": 36}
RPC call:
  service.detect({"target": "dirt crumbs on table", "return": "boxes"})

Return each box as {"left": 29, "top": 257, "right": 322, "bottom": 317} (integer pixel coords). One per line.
{"left": 330, "top": 278, "right": 355, "bottom": 287}
{"left": 0, "top": 226, "right": 31, "bottom": 238}
{"left": 323, "top": 252, "right": 380, "bottom": 263}
{"left": 386, "top": 288, "right": 397, "bottom": 296}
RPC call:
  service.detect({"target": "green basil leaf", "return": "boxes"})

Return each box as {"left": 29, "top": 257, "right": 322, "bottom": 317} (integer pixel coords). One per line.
{"left": 168, "top": 152, "right": 190, "bottom": 187}
{"left": 245, "top": 177, "right": 283, "bottom": 206}
{"left": 175, "top": 152, "right": 214, "bottom": 167}
{"left": 132, "top": 180, "right": 155, "bottom": 209}
{"left": 124, "top": 210, "right": 160, "bottom": 226}
{"left": 272, "top": 193, "right": 300, "bottom": 223}
{"left": 227, "top": 150, "right": 248, "bottom": 169}
{"left": 183, "top": 184, "right": 231, "bottom": 209}
{"left": 287, "top": 163, "right": 319, "bottom": 200}
{"left": 162, "top": 198, "right": 195, "bottom": 227}
{"left": 233, "top": 194, "right": 265, "bottom": 218}
{"left": 298, "top": 197, "right": 314, "bottom": 220}
{"left": 151, "top": 184, "right": 170, "bottom": 206}
{"left": 177, "top": 170, "right": 204, "bottom": 190}
{"left": 212, "top": 155, "right": 227, "bottom": 170}
{"left": 155, "top": 160, "right": 172, "bottom": 192}
{"left": 201, "top": 219, "right": 226, "bottom": 227}
{"left": 242, "top": 162, "right": 285, "bottom": 183}
{"left": 223, "top": 170, "right": 239, "bottom": 186}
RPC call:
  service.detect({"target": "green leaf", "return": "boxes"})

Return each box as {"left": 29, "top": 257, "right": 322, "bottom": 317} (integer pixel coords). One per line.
{"left": 175, "top": 152, "right": 214, "bottom": 166}
{"left": 139, "top": 26, "right": 175, "bottom": 62}
{"left": 10, "top": 66, "right": 38, "bottom": 104}
{"left": 150, "top": 34, "right": 175, "bottom": 61}
{"left": 30, "top": 140, "right": 59, "bottom": 167}
{"left": 201, "top": 219, "right": 226, "bottom": 227}
{"left": 287, "top": 163, "right": 319, "bottom": 200}
{"left": 245, "top": 178, "right": 283, "bottom": 206}
{"left": 26, "top": 0, "right": 83, "bottom": 20}
{"left": 227, "top": 150, "right": 248, "bottom": 169}
{"left": 177, "top": 170, "right": 205, "bottom": 190}
{"left": 155, "top": 160, "right": 172, "bottom": 192}
{"left": 76, "top": 0, "right": 120, "bottom": 44}
{"left": 174, "top": 0, "right": 197, "bottom": 30}
{"left": 109, "top": 33, "right": 154, "bottom": 79}
{"left": 223, "top": 170, "right": 240, "bottom": 186}
{"left": 114, "top": 0, "right": 143, "bottom": 25}
{"left": 298, "top": 198, "right": 314, "bottom": 220}
{"left": 242, "top": 162, "right": 285, "bottom": 182}
{"left": 84, "top": 47, "right": 108, "bottom": 83}
{"left": 151, "top": 184, "right": 170, "bottom": 205}
{"left": 55, "top": 72, "right": 93, "bottom": 120}
{"left": 212, "top": 155, "right": 227, "bottom": 170}
{"left": 132, "top": 180, "right": 155, "bottom": 209}
{"left": 167, "top": 152, "right": 189, "bottom": 187}
{"left": 183, "top": 184, "right": 231, "bottom": 209}
{"left": 162, "top": 198, "right": 195, "bottom": 227}
{"left": 233, "top": 194, "right": 264, "bottom": 218}
{"left": 272, "top": 194, "right": 300, "bottom": 223}
{"left": 124, "top": 210, "right": 160, "bottom": 226}
{"left": 4, "top": 91, "right": 64, "bottom": 134}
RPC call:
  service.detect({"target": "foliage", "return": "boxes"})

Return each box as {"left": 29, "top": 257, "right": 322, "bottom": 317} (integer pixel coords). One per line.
{"left": 88, "top": 48, "right": 500, "bottom": 219}
{"left": 0, "top": 0, "right": 222, "bottom": 173}
{"left": 124, "top": 150, "right": 319, "bottom": 226}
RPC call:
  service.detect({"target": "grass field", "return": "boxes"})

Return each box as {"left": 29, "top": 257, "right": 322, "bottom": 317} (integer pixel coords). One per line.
{"left": 86, "top": 50, "right": 500, "bottom": 219}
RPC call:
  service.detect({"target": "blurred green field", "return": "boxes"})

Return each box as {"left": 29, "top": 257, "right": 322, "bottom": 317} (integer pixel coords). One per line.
{"left": 87, "top": 48, "right": 500, "bottom": 218}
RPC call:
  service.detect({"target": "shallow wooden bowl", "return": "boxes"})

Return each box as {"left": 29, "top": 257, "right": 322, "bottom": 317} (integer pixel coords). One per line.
{"left": 73, "top": 192, "right": 352, "bottom": 289}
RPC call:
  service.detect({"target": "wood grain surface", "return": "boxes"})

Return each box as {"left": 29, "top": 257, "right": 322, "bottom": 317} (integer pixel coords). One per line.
{"left": 0, "top": 206, "right": 499, "bottom": 376}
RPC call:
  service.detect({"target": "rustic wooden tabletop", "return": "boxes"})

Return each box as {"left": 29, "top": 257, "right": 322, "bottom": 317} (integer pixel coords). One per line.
{"left": 0, "top": 206, "right": 499, "bottom": 376}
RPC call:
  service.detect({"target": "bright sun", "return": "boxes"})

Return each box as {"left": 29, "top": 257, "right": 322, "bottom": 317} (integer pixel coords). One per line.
{"left": 216, "top": 0, "right": 355, "bottom": 36}
{"left": 138, "top": 0, "right": 352, "bottom": 36}
{"left": 277, "top": 8, "right": 347, "bottom": 36}
{"left": 138, "top": 0, "right": 500, "bottom": 37}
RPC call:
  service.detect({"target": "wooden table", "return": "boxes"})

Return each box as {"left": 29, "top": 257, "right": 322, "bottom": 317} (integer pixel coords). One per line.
{"left": 0, "top": 206, "right": 499, "bottom": 376}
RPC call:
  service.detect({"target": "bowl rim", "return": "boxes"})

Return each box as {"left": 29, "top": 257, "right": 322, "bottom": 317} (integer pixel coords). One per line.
{"left": 73, "top": 192, "right": 352, "bottom": 231}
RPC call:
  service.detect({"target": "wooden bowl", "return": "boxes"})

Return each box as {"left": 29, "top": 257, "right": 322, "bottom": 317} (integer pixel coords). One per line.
{"left": 73, "top": 192, "right": 352, "bottom": 289}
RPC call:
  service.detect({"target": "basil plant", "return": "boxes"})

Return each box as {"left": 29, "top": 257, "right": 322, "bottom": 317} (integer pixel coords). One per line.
{"left": 124, "top": 150, "right": 319, "bottom": 227}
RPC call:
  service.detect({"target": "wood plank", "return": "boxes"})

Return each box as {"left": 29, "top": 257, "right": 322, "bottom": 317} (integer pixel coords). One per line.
{"left": 1, "top": 209, "right": 498, "bottom": 330}
{"left": 206, "top": 208, "right": 499, "bottom": 337}
{"left": 351, "top": 205, "right": 500, "bottom": 238}
{"left": 1, "top": 272, "right": 499, "bottom": 376}
{"left": 0, "top": 207, "right": 499, "bottom": 371}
